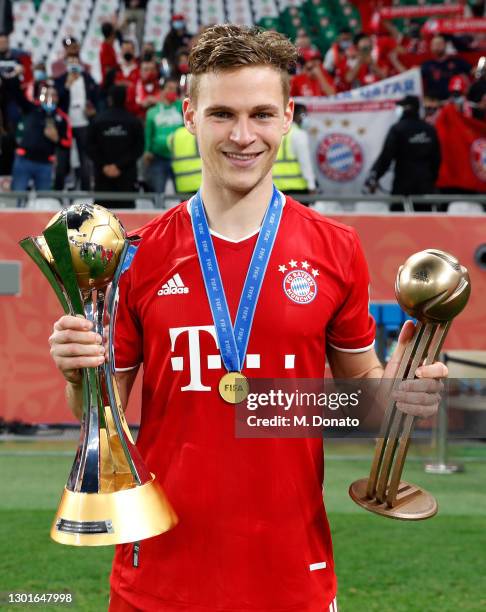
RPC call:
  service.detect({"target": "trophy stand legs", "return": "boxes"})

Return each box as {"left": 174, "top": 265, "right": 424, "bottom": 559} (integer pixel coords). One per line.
{"left": 350, "top": 321, "right": 451, "bottom": 520}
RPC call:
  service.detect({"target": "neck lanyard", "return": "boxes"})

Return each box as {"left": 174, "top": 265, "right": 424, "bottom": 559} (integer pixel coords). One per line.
{"left": 190, "top": 186, "right": 283, "bottom": 399}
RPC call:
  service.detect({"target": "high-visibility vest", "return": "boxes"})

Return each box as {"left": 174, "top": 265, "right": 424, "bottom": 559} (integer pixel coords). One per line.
{"left": 273, "top": 126, "right": 308, "bottom": 191}
{"left": 170, "top": 127, "right": 202, "bottom": 193}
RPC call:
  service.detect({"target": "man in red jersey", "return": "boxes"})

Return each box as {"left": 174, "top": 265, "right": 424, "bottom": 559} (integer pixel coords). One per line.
{"left": 48, "top": 25, "right": 447, "bottom": 612}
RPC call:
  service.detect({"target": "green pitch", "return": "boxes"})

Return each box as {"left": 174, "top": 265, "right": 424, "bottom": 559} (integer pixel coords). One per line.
{"left": 1, "top": 439, "right": 485, "bottom": 612}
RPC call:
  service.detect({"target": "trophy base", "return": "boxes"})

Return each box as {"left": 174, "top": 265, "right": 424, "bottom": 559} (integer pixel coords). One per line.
{"left": 349, "top": 478, "right": 438, "bottom": 521}
{"left": 51, "top": 475, "right": 178, "bottom": 546}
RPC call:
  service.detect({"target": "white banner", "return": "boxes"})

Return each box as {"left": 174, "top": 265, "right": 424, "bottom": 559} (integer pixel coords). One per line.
{"left": 296, "top": 69, "right": 423, "bottom": 195}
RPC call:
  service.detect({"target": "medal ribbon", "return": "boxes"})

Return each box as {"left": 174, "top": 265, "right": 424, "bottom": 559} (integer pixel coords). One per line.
{"left": 190, "top": 186, "right": 283, "bottom": 373}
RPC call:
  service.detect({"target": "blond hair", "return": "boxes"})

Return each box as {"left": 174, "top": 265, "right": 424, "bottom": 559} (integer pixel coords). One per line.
{"left": 188, "top": 24, "right": 297, "bottom": 103}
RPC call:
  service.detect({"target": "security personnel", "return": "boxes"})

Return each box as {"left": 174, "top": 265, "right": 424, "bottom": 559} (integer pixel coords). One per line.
{"left": 365, "top": 95, "right": 441, "bottom": 210}
{"left": 273, "top": 103, "right": 316, "bottom": 199}
{"left": 169, "top": 125, "right": 202, "bottom": 194}
{"left": 86, "top": 85, "right": 144, "bottom": 208}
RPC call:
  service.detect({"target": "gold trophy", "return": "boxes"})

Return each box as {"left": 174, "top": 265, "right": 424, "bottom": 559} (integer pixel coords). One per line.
{"left": 349, "top": 249, "right": 471, "bottom": 520}
{"left": 19, "top": 203, "right": 177, "bottom": 545}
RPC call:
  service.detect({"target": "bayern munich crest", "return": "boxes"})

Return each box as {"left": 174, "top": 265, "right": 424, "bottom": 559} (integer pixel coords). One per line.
{"left": 471, "top": 138, "right": 486, "bottom": 182}
{"left": 279, "top": 260, "right": 319, "bottom": 304}
{"left": 316, "top": 133, "right": 363, "bottom": 182}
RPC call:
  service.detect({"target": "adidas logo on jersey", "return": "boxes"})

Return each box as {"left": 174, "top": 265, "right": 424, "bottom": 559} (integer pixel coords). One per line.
{"left": 158, "top": 273, "right": 189, "bottom": 296}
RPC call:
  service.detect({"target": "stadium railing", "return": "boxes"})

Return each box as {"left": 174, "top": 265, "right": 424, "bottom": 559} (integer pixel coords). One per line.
{"left": 425, "top": 354, "right": 486, "bottom": 474}
{"left": 0, "top": 191, "right": 485, "bottom": 212}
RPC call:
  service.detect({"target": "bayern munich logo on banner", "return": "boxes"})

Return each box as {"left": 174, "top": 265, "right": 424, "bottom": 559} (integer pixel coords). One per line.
{"left": 283, "top": 270, "right": 318, "bottom": 304}
{"left": 471, "top": 138, "right": 486, "bottom": 182}
{"left": 316, "top": 133, "right": 363, "bottom": 182}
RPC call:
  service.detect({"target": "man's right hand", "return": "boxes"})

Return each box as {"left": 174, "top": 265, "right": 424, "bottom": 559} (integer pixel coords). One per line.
{"left": 48, "top": 315, "right": 105, "bottom": 384}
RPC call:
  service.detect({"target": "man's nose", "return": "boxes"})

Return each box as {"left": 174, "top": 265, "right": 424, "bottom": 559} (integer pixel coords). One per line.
{"left": 229, "top": 117, "right": 256, "bottom": 148}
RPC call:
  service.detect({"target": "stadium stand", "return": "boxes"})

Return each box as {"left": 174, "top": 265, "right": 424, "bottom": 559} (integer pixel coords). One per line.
{"left": 2, "top": 0, "right": 486, "bottom": 210}
{"left": 144, "top": 0, "right": 171, "bottom": 51}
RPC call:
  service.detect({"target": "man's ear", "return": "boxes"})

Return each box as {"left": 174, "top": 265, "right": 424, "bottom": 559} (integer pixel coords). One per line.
{"left": 183, "top": 98, "right": 197, "bottom": 135}
{"left": 283, "top": 98, "right": 294, "bottom": 135}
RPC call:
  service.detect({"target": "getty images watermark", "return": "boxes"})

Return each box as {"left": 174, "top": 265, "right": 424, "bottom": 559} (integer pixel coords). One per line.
{"left": 234, "top": 378, "right": 486, "bottom": 439}
{"left": 245, "top": 388, "right": 361, "bottom": 427}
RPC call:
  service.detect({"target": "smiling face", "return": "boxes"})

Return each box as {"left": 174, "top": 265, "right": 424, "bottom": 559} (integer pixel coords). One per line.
{"left": 183, "top": 66, "right": 293, "bottom": 195}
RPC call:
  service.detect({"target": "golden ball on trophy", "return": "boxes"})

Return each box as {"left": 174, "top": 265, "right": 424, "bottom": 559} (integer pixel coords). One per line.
{"left": 46, "top": 203, "right": 126, "bottom": 290}
{"left": 395, "top": 249, "right": 471, "bottom": 323}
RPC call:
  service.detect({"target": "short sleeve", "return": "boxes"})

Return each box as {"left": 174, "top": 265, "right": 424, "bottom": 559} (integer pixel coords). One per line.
{"left": 326, "top": 230, "right": 376, "bottom": 353}
{"left": 114, "top": 267, "right": 143, "bottom": 371}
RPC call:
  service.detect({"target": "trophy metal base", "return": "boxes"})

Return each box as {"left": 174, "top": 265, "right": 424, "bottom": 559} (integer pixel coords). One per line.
{"left": 51, "top": 475, "right": 178, "bottom": 546}
{"left": 424, "top": 462, "right": 464, "bottom": 474}
{"left": 349, "top": 478, "right": 438, "bottom": 521}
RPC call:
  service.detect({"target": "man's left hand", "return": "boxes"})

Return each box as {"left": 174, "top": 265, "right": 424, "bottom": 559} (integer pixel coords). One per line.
{"left": 384, "top": 320, "right": 448, "bottom": 418}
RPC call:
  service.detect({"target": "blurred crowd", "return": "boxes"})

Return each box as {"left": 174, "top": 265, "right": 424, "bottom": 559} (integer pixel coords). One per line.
{"left": 1, "top": 5, "right": 486, "bottom": 207}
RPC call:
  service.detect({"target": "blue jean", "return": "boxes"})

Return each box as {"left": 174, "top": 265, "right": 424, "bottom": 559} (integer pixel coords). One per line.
{"left": 146, "top": 155, "right": 173, "bottom": 194}
{"left": 11, "top": 155, "right": 53, "bottom": 192}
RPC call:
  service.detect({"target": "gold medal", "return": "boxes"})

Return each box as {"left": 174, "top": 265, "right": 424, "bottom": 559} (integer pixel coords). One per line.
{"left": 219, "top": 372, "right": 250, "bottom": 404}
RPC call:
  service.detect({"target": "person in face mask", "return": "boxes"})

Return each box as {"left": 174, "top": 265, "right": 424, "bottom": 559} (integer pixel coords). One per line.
{"left": 324, "top": 28, "right": 352, "bottom": 75}
{"left": 423, "top": 94, "right": 442, "bottom": 126}
{"left": 162, "top": 13, "right": 193, "bottom": 71}
{"left": 24, "top": 62, "right": 48, "bottom": 102}
{"left": 132, "top": 58, "right": 161, "bottom": 118}
{"left": 53, "top": 56, "right": 99, "bottom": 190}
{"left": 115, "top": 40, "right": 140, "bottom": 88}
{"left": 7, "top": 80, "right": 72, "bottom": 198}
{"left": 447, "top": 74, "right": 469, "bottom": 114}
{"left": 171, "top": 48, "right": 190, "bottom": 92}
{"left": 143, "top": 77, "right": 183, "bottom": 195}
{"left": 365, "top": 95, "right": 441, "bottom": 211}
{"left": 51, "top": 37, "right": 91, "bottom": 79}
{"left": 86, "top": 84, "right": 144, "bottom": 209}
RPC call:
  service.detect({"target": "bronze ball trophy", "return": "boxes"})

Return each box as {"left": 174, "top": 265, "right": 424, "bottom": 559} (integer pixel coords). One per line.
{"left": 20, "top": 203, "right": 177, "bottom": 545}
{"left": 349, "top": 249, "right": 470, "bottom": 520}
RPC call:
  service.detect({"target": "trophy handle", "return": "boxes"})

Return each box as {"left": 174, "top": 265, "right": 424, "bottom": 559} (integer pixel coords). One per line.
{"left": 42, "top": 219, "right": 84, "bottom": 315}
{"left": 19, "top": 237, "right": 72, "bottom": 314}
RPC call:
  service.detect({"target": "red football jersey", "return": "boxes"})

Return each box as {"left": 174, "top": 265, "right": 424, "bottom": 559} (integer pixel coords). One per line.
{"left": 110, "top": 196, "right": 375, "bottom": 611}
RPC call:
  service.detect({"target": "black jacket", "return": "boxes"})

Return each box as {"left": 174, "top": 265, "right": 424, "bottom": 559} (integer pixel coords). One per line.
{"left": 370, "top": 114, "right": 441, "bottom": 195}
{"left": 0, "top": 0, "right": 13, "bottom": 36}
{"left": 7, "top": 79, "right": 72, "bottom": 162}
{"left": 86, "top": 107, "right": 144, "bottom": 174}
{"left": 54, "top": 71, "right": 99, "bottom": 116}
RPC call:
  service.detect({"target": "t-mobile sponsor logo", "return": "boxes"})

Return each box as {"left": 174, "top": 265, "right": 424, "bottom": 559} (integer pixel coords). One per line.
{"left": 169, "top": 325, "right": 296, "bottom": 392}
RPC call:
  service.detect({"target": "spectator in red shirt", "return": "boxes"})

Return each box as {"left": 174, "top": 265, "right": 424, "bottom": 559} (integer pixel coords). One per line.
{"left": 132, "top": 57, "right": 161, "bottom": 119}
{"left": 100, "top": 22, "right": 119, "bottom": 84}
{"left": 290, "top": 49, "right": 335, "bottom": 97}
{"left": 170, "top": 48, "right": 190, "bottom": 93}
{"left": 338, "top": 33, "right": 387, "bottom": 90}
{"left": 115, "top": 40, "right": 140, "bottom": 87}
